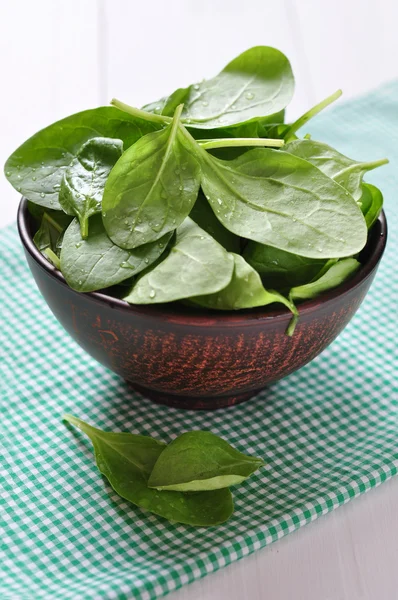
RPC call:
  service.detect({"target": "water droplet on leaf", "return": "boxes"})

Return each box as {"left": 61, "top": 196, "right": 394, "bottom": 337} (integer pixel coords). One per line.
{"left": 75, "top": 242, "right": 82, "bottom": 249}
{"left": 32, "top": 176, "right": 36, "bottom": 181}
{"left": 193, "top": 84, "right": 200, "bottom": 90}
{"left": 40, "top": 192, "right": 45, "bottom": 198}
{"left": 149, "top": 289, "right": 156, "bottom": 298}
{"left": 202, "top": 100, "right": 208, "bottom": 107}
{"left": 245, "top": 92, "right": 254, "bottom": 100}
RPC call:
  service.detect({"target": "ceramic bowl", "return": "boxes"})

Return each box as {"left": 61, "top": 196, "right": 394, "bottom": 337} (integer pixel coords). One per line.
{"left": 17, "top": 198, "right": 387, "bottom": 409}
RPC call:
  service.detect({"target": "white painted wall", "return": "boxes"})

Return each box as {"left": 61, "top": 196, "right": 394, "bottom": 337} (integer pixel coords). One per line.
{"left": 2, "top": 0, "right": 397, "bottom": 227}
{"left": 1, "top": 2, "right": 397, "bottom": 599}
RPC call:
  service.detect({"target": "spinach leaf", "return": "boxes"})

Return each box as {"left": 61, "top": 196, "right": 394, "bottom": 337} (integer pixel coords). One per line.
{"left": 63, "top": 415, "right": 233, "bottom": 527}
{"left": 289, "top": 258, "right": 361, "bottom": 301}
{"left": 5, "top": 107, "right": 161, "bottom": 209}
{"left": 145, "top": 46, "right": 294, "bottom": 129}
{"left": 60, "top": 215, "right": 172, "bottom": 293}
{"left": 243, "top": 242, "right": 325, "bottom": 290}
{"left": 59, "top": 137, "right": 123, "bottom": 238}
{"left": 148, "top": 431, "right": 264, "bottom": 492}
{"left": 33, "top": 211, "right": 73, "bottom": 269}
{"left": 190, "top": 191, "right": 240, "bottom": 252}
{"left": 192, "top": 253, "right": 296, "bottom": 313}
{"left": 359, "top": 182, "right": 384, "bottom": 228}
{"left": 284, "top": 139, "right": 388, "bottom": 200}
{"left": 124, "top": 217, "right": 234, "bottom": 304}
{"left": 187, "top": 110, "right": 286, "bottom": 142}
{"left": 102, "top": 105, "right": 201, "bottom": 249}
{"left": 199, "top": 147, "right": 367, "bottom": 258}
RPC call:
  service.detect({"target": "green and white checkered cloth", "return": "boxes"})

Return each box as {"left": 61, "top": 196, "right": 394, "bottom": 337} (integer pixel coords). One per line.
{"left": 1, "top": 82, "right": 398, "bottom": 600}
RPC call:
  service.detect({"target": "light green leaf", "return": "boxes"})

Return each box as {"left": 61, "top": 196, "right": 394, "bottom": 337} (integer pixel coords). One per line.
{"left": 102, "top": 106, "right": 201, "bottom": 249}
{"left": 4, "top": 107, "right": 162, "bottom": 209}
{"left": 284, "top": 139, "right": 388, "bottom": 200}
{"left": 124, "top": 217, "right": 234, "bottom": 304}
{"left": 289, "top": 258, "right": 361, "bottom": 301}
{"left": 148, "top": 431, "right": 264, "bottom": 492}
{"left": 200, "top": 147, "right": 367, "bottom": 258}
{"left": 145, "top": 46, "right": 294, "bottom": 129}
{"left": 193, "top": 253, "right": 296, "bottom": 313}
{"left": 60, "top": 215, "right": 172, "bottom": 292}
{"left": 64, "top": 415, "right": 233, "bottom": 527}
{"left": 59, "top": 137, "right": 123, "bottom": 238}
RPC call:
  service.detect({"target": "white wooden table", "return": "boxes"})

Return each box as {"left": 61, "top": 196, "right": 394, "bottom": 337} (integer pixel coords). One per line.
{"left": 2, "top": 2, "right": 397, "bottom": 598}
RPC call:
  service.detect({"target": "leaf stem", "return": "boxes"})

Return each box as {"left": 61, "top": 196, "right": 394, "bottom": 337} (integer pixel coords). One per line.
{"left": 111, "top": 98, "right": 171, "bottom": 125}
{"left": 198, "top": 138, "right": 284, "bottom": 150}
{"left": 63, "top": 413, "right": 98, "bottom": 435}
{"left": 284, "top": 89, "right": 343, "bottom": 141}
{"left": 43, "top": 211, "right": 63, "bottom": 234}
{"left": 43, "top": 248, "right": 60, "bottom": 269}
{"left": 80, "top": 217, "right": 89, "bottom": 239}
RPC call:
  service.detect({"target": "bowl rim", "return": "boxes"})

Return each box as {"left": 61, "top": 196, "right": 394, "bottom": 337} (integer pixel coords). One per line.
{"left": 17, "top": 198, "right": 387, "bottom": 327}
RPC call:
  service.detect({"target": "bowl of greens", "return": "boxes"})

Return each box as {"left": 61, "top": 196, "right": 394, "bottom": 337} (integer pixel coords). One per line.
{"left": 10, "top": 46, "right": 387, "bottom": 409}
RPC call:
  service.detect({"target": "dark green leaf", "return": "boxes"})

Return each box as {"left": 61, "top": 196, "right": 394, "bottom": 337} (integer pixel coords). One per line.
{"left": 59, "top": 137, "right": 123, "bottom": 237}
{"left": 243, "top": 242, "right": 325, "bottom": 289}
{"left": 289, "top": 258, "right": 361, "bottom": 301}
{"left": 189, "top": 191, "right": 240, "bottom": 252}
{"left": 102, "top": 106, "right": 201, "bottom": 249}
{"left": 60, "top": 215, "right": 172, "bottom": 292}
{"left": 284, "top": 139, "right": 388, "bottom": 200}
{"left": 148, "top": 431, "right": 264, "bottom": 492}
{"left": 4, "top": 107, "right": 161, "bottom": 209}
{"left": 199, "top": 147, "right": 367, "bottom": 258}
{"left": 359, "top": 183, "right": 384, "bottom": 228}
{"left": 124, "top": 217, "right": 234, "bottom": 304}
{"left": 193, "top": 253, "right": 296, "bottom": 313}
{"left": 64, "top": 415, "right": 233, "bottom": 527}
{"left": 146, "top": 46, "right": 294, "bottom": 129}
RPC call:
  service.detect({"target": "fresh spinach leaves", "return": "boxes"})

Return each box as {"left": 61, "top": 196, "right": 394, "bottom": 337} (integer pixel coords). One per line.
{"left": 192, "top": 253, "right": 297, "bottom": 313}
{"left": 284, "top": 139, "right": 388, "bottom": 200}
{"left": 359, "top": 183, "right": 384, "bottom": 228}
{"left": 5, "top": 107, "right": 161, "bottom": 209}
{"left": 242, "top": 242, "right": 325, "bottom": 290}
{"left": 199, "top": 147, "right": 367, "bottom": 258}
{"left": 60, "top": 215, "right": 172, "bottom": 292}
{"left": 289, "top": 258, "right": 361, "bottom": 301}
{"left": 64, "top": 415, "right": 266, "bottom": 526}
{"left": 59, "top": 137, "right": 123, "bottom": 238}
{"left": 147, "top": 431, "right": 264, "bottom": 492}
{"left": 144, "top": 46, "right": 294, "bottom": 130}
{"left": 5, "top": 46, "right": 388, "bottom": 334}
{"left": 102, "top": 105, "right": 201, "bottom": 249}
{"left": 124, "top": 217, "right": 234, "bottom": 304}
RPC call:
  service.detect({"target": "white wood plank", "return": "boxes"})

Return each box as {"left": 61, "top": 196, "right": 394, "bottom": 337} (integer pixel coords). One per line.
{"left": 293, "top": 0, "right": 398, "bottom": 105}
{"left": 0, "top": 0, "right": 101, "bottom": 226}
{"left": 174, "top": 475, "right": 398, "bottom": 600}
{"left": 103, "top": 0, "right": 313, "bottom": 123}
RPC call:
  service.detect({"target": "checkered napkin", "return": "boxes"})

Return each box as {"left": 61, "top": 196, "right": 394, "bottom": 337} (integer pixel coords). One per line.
{"left": 1, "top": 82, "right": 397, "bottom": 600}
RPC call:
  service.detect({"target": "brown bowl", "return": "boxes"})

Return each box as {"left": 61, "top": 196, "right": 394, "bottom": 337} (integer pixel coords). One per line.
{"left": 18, "top": 198, "right": 387, "bottom": 410}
